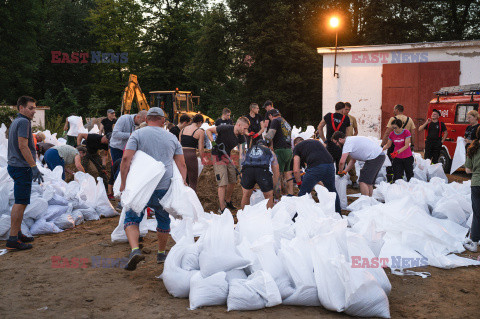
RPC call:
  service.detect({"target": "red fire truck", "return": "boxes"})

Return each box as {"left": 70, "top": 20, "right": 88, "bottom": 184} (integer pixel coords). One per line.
{"left": 427, "top": 83, "right": 480, "bottom": 172}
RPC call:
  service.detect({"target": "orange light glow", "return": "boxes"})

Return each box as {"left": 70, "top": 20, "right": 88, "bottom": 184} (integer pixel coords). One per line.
{"left": 330, "top": 17, "right": 339, "bottom": 28}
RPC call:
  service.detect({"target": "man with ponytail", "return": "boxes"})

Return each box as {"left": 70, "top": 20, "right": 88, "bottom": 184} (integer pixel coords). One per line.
{"left": 464, "top": 126, "right": 480, "bottom": 252}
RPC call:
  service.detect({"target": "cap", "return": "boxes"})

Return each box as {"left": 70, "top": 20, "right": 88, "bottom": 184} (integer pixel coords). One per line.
{"left": 107, "top": 109, "right": 115, "bottom": 114}
{"left": 432, "top": 109, "right": 441, "bottom": 116}
{"left": 263, "top": 100, "right": 273, "bottom": 108}
{"left": 147, "top": 107, "right": 165, "bottom": 116}
{"left": 267, "top": 108, "right": 280, "bottom": 117}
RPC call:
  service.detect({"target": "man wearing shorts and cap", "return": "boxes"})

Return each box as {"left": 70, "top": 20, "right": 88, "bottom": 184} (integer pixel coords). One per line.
{"left": 418, "top": 109, "right": 447, "bottom": 164}
{"left": 331, "top": 131, "right": 386, "bottom": 197}
{"left": 120, "top": 107, "right": 187, "bottom": 270}
{"left": 100, "top": 109, "right": 117, "bottom": 135}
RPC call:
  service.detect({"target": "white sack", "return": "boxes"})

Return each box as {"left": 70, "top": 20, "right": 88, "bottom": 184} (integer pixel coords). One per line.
{"left": 450, "top": 136, "right": 466, "bottom": 174}
{"left": 113, "top": 151, "right": 166, "bottom": 215}
{"left": 95, "top": 177, "right": 118, "bottom": 217}
{"left": 110, "top": 207, "right": 149, "bottom": 243}
{"left": 189, "top": 271, "right": 228, "bottom": 310}
{"left": 24, "top": 197, "right": 49, "bottom": 220}
{"left": 335, "top": 175, "right": 349, "bottom": 210}
{"left": 30, "top": 219, "right": 62, "bottom": 235}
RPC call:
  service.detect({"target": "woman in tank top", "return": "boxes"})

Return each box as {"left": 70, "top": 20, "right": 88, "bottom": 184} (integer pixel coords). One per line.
{"left": 179, "top": 114, "right": 205, "bottom": 191}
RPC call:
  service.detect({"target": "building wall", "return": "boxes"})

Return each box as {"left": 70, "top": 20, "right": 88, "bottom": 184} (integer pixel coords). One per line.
{"left": 321, "top": 43, "right": 480, "bottom": 138}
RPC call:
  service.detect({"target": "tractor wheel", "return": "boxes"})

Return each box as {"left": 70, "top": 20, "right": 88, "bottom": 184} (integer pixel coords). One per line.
{"left": 438, "top": 149, "right": 451, "bottom": 174}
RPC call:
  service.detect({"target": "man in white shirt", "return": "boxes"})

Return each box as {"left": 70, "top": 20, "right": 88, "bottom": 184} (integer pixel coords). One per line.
{"left": 331, "top": 131, "right": 386, "bottom": 197}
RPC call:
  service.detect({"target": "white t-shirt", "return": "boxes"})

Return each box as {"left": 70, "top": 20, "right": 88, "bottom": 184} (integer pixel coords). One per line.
{"left": 342, "top": 136, "right": 383, "bottom": 161}
{"left": 67, "top": 116, "right": 85, "bottom": 136}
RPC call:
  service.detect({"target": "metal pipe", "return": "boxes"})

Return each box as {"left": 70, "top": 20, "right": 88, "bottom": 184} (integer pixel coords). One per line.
{"left": 333, "top": 30, "right": 339, "bottom": 78}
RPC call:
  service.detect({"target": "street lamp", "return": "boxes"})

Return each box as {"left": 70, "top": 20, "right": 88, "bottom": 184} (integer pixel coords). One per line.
{"left": 330, "top": 16, "right": 340, "bottom": 78}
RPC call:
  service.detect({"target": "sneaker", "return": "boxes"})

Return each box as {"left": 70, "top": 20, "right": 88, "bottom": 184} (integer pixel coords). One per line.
{"left": 6, "top": 240, "right": 33, "bottom": 251}
{"left": 463, "top": 238, "right": 478, "bottom": 252}
{"left": 157, "top": 252, "right": 167, "bottom": 264}
{"left": 124, "top": 249, "right": 145, "bottom": 271}
{"left": 225, "top": 201, "right": 236, "bottom": 210}
{"left": 18, "top": 233, "right": 34, "bottom": 243}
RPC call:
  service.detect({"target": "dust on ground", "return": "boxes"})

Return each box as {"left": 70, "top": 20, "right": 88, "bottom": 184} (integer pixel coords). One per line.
{"left": 0, "top": 166, "right": 478, "bottom": 319}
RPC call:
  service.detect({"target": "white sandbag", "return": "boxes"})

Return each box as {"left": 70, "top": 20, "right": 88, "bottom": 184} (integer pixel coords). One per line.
{"left": 95, "top": 177, "right": 118, "bottom": 218}
{"left": 335, "top": 174, "right": 349, "bottom": 210}
{"left": 159, "top": 164, "right": 202, "bottom": 220}
{"left": 110, "top": 207, "right": 149, "bottom": 243}
{"left": 413, "top": 166, "right": 428, "bottom": 181}
{"left": 113, "top": 151, "right": 166, "bottom": 215}
{"left": 427, "top": 163, "right": 448, "bottom": 182}
{"left": 21, "top": 221, "right": 32, "bottom": 237}
{"left": 347, "top": 195, "right": 380, "bottom": 212}
{"left": 65, "top": 181, "right": 81, "bottom": 200}
{"left": 53, "top": 213, "right": 76, "bottom": 229}
{"left": 30, "top": 219, "right": 62, "bottom": 235}
{"left": 44, "top": 204, "right": 71, "bottom": 222}
{"left": 161, "top": 220, "right": 198, "bottom": 298}
{"left": 89, "top": 124, "right": 100, "bottom": 134}
{"left": 181, "top": 242, "right": 200, "bottom": 271}
{"left": 344, "top": 266, "right": 391, "bottom": 318}
{"left": 314, "top": 184, "right": 337, "bottom": 214}
{"left": 198, "top": 211, "right": 250, "bottom": 277}
{"left": 74, "top": 172, "right": 97, "bottom": 207}
{"left": 48, "top": 194, "right": 69, "bottom": 206}
{"left": 249, "top": 190, "right": 265, "bottom": 206}
{"left": 0, "top": 183, "right": 11, "bottom": 213}
{"left": 227, "top": 270, "right": 282, "bottom": 311}
{"left": 24, "top": 197, "right": 49, "bottom": 220}
{"left": 450, "top": 136, "right": 466, "bottom": 174}
{"left": 77, "top": 206, "right": 100, "bottom": 221}
{"left": 189, "top": 271, "right": 228, "bottom": 310}
{"left": 431, "top": 196, "right": 469, "bottom": 226}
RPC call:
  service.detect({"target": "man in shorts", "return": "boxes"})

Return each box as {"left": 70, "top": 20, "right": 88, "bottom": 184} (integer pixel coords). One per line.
{"left": 6, "top": 96, "right": 44, "bottom": 251}
{"left": 206, "top": 117, "right": 249, "bottom": 212}
{"left": 240, "top": 140, "right": 279, "bottom": 209}
{"left": 332, "top": 131, "right": 386, "bottom": 197}
{"left": 120, "top": 107, "right": 187, "bottom": 269}
{"left": 264, "top": 109, "right": 293, "bottom": 196}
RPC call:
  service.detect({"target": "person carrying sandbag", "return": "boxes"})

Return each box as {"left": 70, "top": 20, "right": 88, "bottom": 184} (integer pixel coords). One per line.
{"left": 464, "top": 126, "right": 480, "bottom": 252}
{"left": 120, "top": 107, "right": 187, "bottom": 270}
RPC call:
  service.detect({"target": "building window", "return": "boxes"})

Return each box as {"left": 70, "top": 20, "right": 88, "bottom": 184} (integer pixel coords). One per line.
{"left": 455, "top": 104, "right": 478, "bottom": 123}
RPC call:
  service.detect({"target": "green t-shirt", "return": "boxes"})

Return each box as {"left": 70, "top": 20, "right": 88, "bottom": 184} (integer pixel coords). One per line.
{"left": 465, "top": 148, "right": 480, "bottom": 187}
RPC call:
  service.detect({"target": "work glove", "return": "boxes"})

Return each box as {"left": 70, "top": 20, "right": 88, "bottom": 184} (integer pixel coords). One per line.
{"left": 296, "top": 181, "right": 302, "bottom": 187}
{"left": 391, "top": 151, "right": 398, "bottom": 159}
{"left": 31, "top": 165, "right": 44, "bottom": 184}
{"left": 248, "top": 131, "right": 255, "bottom": 137}
{"left": 253, "top": 133, "right": 259, "bottom": 139}
{"left": 337, "top": 170, "right": 346, "bottom": 176}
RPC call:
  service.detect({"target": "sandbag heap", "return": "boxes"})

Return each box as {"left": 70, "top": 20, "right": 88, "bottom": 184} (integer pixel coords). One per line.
{"left": 160, "top": 186, "right": 391, "bottom": 318}
{"left": 347, "top": 177, "right": 479, "bottom": 269}
{"left": 0, "top": 165, "right": 118, "bottom": 240}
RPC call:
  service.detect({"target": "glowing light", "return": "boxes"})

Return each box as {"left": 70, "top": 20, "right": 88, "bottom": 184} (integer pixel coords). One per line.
{"left": 330, "top": 17, "right": 339, "bottom": 28}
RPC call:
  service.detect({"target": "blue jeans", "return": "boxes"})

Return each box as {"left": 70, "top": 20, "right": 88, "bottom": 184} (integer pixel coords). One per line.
{"left": 7, "top": 165, "right": 33, "bottom": 205}
{"left": 471, "top": 186, "right": 480, "bottom": 242}
{"left": 110, "top": 147, "right": 124, "bottom": 165}
{"left": 124, "top": 189, "right": 171, "bottom": 233}
{"left": 298, "top": 163, "right": 341, "bottom": 214}
{"left": 44, "top": 148, "right": 66, "bottom": 180}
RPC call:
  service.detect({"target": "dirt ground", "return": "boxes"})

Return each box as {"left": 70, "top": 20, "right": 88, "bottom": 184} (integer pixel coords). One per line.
{"left": 0, "top": 166, "right": 479, "bottom": 319}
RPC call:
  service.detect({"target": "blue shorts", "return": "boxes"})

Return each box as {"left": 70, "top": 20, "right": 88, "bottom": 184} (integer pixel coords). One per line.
{"left": 44, "top": 148, "right": 66, "bottom": 180}
{"left": 124, "top": 189, "right": 171, "bottom": 233}
{"left": 7, "top": 165, "right": 33, "bottom": 205}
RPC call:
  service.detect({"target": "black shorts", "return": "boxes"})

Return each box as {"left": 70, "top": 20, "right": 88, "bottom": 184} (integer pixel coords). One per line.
{"left": 241, "top": 167, "right": 273, "bottom": 193}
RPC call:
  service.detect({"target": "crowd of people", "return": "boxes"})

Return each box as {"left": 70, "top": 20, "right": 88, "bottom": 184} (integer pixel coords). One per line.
{"left": 4, "top": 95, "right": 480, "bottom": 268}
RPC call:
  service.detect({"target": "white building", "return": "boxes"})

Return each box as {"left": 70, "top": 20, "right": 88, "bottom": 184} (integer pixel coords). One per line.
{"left": 317, "top": 40, "right": 480, "bottom": 149}
{"left": 1, "top": 106, "right": 49, "bottom": 129}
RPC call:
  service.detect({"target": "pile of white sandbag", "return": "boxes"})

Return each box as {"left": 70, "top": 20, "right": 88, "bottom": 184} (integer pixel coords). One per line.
{"left": 0, "top": 123, "right": 118, "bottom": 239}
{"left": 160, "top": 186, "right": 392, "bottom": 318}
{"left": 347, "top": 177, "right": 479, "bottom": 269}
{"left": 0, "top": 165, "right": 118, "bottom": 239}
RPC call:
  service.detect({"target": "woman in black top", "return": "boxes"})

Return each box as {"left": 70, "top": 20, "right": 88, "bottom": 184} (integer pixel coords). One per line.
{"left": 180, "top": 114, "right": 205, "bottom": 191}
{"left": 465, "top": 110, "right": 479, "bottom": 149}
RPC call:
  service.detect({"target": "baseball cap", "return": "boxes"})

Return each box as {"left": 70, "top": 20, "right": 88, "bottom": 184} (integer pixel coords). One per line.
{"left": 263, "top": 100, "right": 273, "bottom": 108}
{"left": 147, "top": 107, "right": 165, "bottom": 116}
{"left": 432, "top": 109, "right": 441, "bottom": 116}
{"left": 267, "top": 108, "right": 280, "bottom": 117}
{"left": 107, "top": 109, "right": 115, "bottom": 114}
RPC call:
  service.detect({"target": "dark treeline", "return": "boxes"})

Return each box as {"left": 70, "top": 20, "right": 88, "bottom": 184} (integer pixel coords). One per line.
{"left": 0, "top": 0, "right": 479, "bottom": 126}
